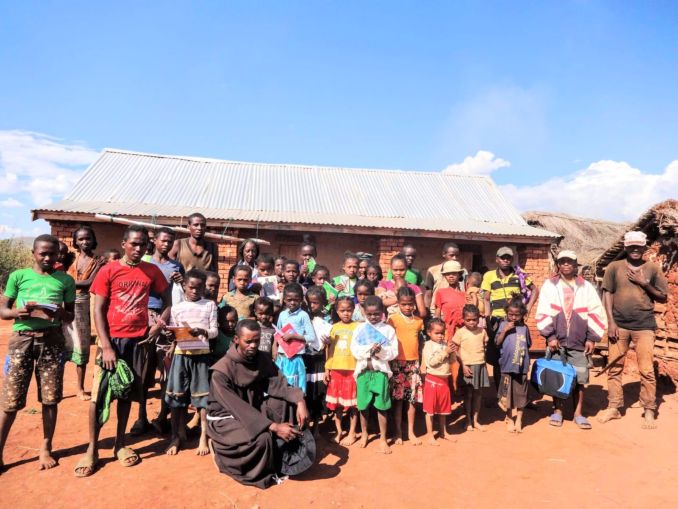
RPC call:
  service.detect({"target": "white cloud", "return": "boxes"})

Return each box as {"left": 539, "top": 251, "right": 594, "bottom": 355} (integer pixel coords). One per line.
{"left": 443, "top": 84, "right": 548, "bottom": 157}
{"left": 0, "top": 197, "right": 23, "bottom": 207}
{"left": 0, "top": 130, "right": 99, "bottom": 206}
{"left": 443, "top": 150, "right": 511, "bottom": 175}
{"left": 502, "top": 159, "right": 678, "bottom": 221}
{"left": 0, "top": 224, "right": 23, "bottom": 237}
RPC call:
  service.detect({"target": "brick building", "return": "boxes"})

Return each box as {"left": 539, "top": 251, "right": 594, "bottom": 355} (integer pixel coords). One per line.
{"left": 33, "top": 149, "right": 560, "bottom": 348}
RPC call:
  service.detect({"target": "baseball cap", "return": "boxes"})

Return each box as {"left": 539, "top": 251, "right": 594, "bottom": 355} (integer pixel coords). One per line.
{"left": 623, "top": 231, "right": 647, "bottom": 247}
{"left": 441, "top": 260, "right": 463, "bottom": 274}
{"left": 556, "top": 250, "right": 578, "bottom": 262}
{"left": 496, "top": 247, "right": 513, "bottom": 258}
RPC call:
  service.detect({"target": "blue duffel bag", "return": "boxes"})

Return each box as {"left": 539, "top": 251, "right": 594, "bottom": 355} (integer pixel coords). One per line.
{"left": 530, "top": 357, "right": 577, "bottom": 399}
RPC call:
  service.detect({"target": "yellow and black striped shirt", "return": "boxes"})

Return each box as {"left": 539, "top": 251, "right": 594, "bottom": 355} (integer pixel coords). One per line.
{"left": 481, "top": 269, "right": 532, "bottom": 318}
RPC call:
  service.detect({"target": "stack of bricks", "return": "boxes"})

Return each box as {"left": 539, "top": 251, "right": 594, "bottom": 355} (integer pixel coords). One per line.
{"left": 50, "top": 220, "right": 79, "bottom": 248}
{"left": 517, "top": 244, "right": 554, "bottom": 351}
{"left": 212, "top": 228, "right": 240, "bottom": 296}
{"left": 377, "top": 237, "right": 404, "bottom": 274}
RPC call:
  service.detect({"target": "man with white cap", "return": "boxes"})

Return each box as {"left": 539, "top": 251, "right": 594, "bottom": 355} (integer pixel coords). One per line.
{"left": 535, "top": 250, "right": 607, "bottom": 429}
{"left": 598, "top": 231, "right": 668, "bottom": 429}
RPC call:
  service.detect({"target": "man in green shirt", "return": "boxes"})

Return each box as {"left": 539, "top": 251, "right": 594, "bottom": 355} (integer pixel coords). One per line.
{"left": 0, "top": 234, "right": 75, "bottom": 473}
{"left": 386, "top": 244, "right": 423, "bottom": 286}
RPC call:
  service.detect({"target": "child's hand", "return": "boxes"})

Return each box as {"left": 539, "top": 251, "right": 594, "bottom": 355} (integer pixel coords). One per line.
{"left": 505, "top": 321, "right": 516, "bottom": 330}
{"left": 324, "top": 371, "right": 331, "bottom": 384}
{"left": 370, "top": 343, "right": 381, "bottom": 356}
{"left": 335, "top": 283, "right": 345, "bottom": 292}
{"left": 14, "top": 307, "right": 30, "bottom": 319}
{"left": 463, "top": 365, "right": 472, "bottom": 378}
{"left": 328, "top": 294, "right": 336, "bottom": 304}
{"left": 170, "top": 271, "right": 184, "bottom": 284}
{"left": 321, "top": 334, "right": 332, "bottom": 346}
{"left": 190, "top": 327, "right": 207, "bottom": 338}
{"left": 445, "top": 343, "right": 455, "bottom": 355}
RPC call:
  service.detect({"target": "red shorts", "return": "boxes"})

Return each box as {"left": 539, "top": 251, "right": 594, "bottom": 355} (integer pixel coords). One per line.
{"left": 325, "top": 369, "right": 357, "bottom": 410}
{"left": 423, "top": 373, "right": 452, "bottom": 415}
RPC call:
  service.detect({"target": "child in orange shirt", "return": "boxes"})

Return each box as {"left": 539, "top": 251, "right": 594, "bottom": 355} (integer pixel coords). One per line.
{"left": 388, "top": 286, "right": 424, "bottom": 445}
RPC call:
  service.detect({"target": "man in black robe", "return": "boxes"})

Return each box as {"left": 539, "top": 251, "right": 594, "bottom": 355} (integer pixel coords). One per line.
{"left": 207, "top": 319, "right": 309, "bottom": 488}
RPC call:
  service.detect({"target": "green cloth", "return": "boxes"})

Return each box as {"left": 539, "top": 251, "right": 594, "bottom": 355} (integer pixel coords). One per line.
{"left": 386, "top": 268, "right": 422, "bottom": 286}
{"left": 3, "top": 268, "right": 76, "bottom": 331}
{"left": 356, "top": 370, "right": 391, "bottom": 411}
{"left": 96, "top": 359, "right": 135, "bottom": 425}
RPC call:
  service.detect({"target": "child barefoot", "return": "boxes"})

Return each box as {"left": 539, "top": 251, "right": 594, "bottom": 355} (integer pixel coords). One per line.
{"left": 165, "top": 269, "right": 218, "bottom": 456}
{"left": 275, "top": 283, "right": 316, "bottom": 393}
{"left": 495, "top": 297, "right": 531, "bottom": 433}
{"left": 351, "top": 296, "right": 398, "bottom": 454}
{"left": 305, "top": 286, "right": 331, "bottom": 437}
{"left": 453, "top": 305, "right": 490, "bottom": 432}
{"left": 421, "top": 319, "right": 455, "bottom": 445}
{"left": 325, "top": 297, "right": 359, "bottom": 445}
{"left": 388, "top": 287, "right": 425, "bottom": 445}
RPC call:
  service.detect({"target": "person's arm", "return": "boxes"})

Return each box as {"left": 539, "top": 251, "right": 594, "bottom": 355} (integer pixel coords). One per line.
{"left": 205, "top": 302, "right": 219, "bottom": 339}
{"left": 94, "top": 293, "right": 117, "bottom": 370}
{"left": 168, "top": 238, "right": 180, "bottom": 260}
{"left": 495, "top": 322, "right": 512, "bottom": 347}
{"left": 602, "top": 290, "right": 617, "bottom": 340}
{"left": 526, "top": 283, "right": 538, "bottom": 314}
{"left": 74, "top": 258, "right": 105, "bottom": 289}
{"left": 0, "top": 296, "right": 30, "bottom": 321}
{"left": 415, "top": 292, "right": 427, "bottom": 318}
{"left": 426, "top": 344, "right": 448, "bottom": 369}
{"left": 627, "top": 268, "right": 668, "bottom": 302}
{"left": 483, "top": 292, "right": 491, "bottom": 318}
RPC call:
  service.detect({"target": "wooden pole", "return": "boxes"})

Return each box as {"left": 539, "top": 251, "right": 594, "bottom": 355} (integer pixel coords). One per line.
{"left": 93, "top": 214, "right": 270, "bottom": 245}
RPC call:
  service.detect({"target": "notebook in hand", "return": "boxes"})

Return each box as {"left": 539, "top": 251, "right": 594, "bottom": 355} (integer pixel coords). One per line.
{"left": 274, "top": 323, "right": 306, "bottom": 357}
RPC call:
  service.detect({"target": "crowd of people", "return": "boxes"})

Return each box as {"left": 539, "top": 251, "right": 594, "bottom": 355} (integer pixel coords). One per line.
{"left": 0, "top": 212, "right": 669, "bottom": 489}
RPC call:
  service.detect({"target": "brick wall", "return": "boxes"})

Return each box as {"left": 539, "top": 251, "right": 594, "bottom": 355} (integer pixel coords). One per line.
{"left": 517, "top": 244, "right": 554, "bottom": 351}
{"left": 51, "top": 220, "right": 79, "bottom": 248}
{"left": 213, "top": 228, "right": 239, "bottom": 296}
{"left": 377, "top": 237, "right": 405, "bottom": 274}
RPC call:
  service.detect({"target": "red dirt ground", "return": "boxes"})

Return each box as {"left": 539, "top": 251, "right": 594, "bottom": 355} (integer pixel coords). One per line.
{"left": 1, "top": 321, "right": 677, "bottom": 509}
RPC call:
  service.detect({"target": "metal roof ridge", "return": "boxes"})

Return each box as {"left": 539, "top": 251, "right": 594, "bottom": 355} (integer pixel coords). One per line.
{"left": 99, "top": 148, "right": 492, "bottom": 179}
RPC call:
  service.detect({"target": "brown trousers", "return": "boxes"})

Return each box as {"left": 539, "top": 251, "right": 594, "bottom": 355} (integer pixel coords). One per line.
{"left": 606, "top": 328, "right": 656, "bottom": 411}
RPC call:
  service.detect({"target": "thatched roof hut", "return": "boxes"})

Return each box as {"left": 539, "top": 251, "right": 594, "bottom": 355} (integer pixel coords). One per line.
{"left": 594, "top": 199, "right": 678, "bottom": 380}
{"left": 522, "top": 211, "right": 628, "bottom": 265}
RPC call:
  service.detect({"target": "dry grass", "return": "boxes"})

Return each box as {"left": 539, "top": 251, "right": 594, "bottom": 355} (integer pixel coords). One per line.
{"left": 522, "top": 211, "right": 628, "bottom": 265}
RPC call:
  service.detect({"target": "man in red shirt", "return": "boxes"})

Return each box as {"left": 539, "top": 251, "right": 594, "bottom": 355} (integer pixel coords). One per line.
{"left": 75, "top": 225, "right": 169, "bottom": 477}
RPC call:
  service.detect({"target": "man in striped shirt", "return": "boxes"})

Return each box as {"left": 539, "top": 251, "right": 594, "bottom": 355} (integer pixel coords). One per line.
{"left": 482, "top": 247, "right": 538, "bottom": 388}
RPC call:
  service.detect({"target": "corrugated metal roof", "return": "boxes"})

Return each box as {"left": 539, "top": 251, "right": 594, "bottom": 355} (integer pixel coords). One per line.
{"left": 35, "top": 149, "right": 560, "bottom": 239}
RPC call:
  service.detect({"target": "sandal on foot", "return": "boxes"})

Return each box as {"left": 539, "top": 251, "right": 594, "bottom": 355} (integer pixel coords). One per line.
{"left": 116, "top": 447, "right": 140, "bottom": 467}
{"left": 74, "top": 456, "right": 98, "bottom": 478}
{"left": 549, "top": 413, "right": 563, "bottom": 427}
{"left": 574, "top": 415, "right": 592, "bottom": 430}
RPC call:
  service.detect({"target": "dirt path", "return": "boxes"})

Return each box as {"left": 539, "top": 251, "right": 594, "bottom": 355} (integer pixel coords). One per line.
{"left": 1, "top": 321, "right": 677, "bottom": 509}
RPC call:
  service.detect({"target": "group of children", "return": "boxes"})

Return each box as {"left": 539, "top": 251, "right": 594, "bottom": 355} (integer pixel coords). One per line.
{"left": 186, "top": 250, "right": 535, "bottom": 454}
{"left": 0, "top": 233, "right": 534, "bottom": 478}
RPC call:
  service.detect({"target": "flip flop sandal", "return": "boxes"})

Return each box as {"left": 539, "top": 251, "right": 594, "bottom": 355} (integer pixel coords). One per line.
{"left": 549, "top": 413, "right": 563, "bottom": 427}
{"left": 116, "top": 447, "right": 140, "bottom": 467}
{"left": 74, "top": 456, "right": 98, "bottom": 478}
{"left": 574, "top": 415, "right": 592, "bottom": 430}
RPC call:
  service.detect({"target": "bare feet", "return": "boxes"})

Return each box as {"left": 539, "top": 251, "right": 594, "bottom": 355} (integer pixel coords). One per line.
{"left": 642, "top": 409, "right": 657, "bottom": 430}
{"left": 378, "top": 439, "right": 392, "bottom": 454}
{"left": 466, "top": 424, "right": 474, "bottom": 432}
{"left": 440, "top": 434, "right": 457, "bottom": 443}
{"left": 409, "top": 436, "right": 422, "bottom": 446}
{"left": 358, "top": 435, "right": 368, "bottom": 448}
{"left": 196, "top": 437, "right": 210, "bottom": 456}
{"left": 597, "top": 408, "right": 622, "bottom": 424}
{"left": 427, "top": 436, "right": 439, "bottom": 446}
{"left": 333, "top": 432, "right": 343, "bottom": 444}
{"left": 394, "top": 437, "right": 403, "bottom": 445}
{"left": 473, "top": 420, "right": 486, "bottom": 432}
{"left": 77, "top": 390, "right": 91, "bottom": 402}
{"left": 340, "top": 433, "right": 358, "bottom": 446}
{"left": 515, "top": 417, "right": 523, "bottom": 434}
{"left": 39, "top": 447, "right": 58, "bottom": 470}
{"left": 505, "top": 417, "right": 515, "bottom": 433}
{"left": 166, "top": 437, "right": 182, "bottom": 455}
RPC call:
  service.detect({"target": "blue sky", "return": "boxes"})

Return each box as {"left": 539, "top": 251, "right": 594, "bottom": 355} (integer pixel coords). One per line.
{"left": 1, "top": 1, "right": 677, "bottom": 236}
